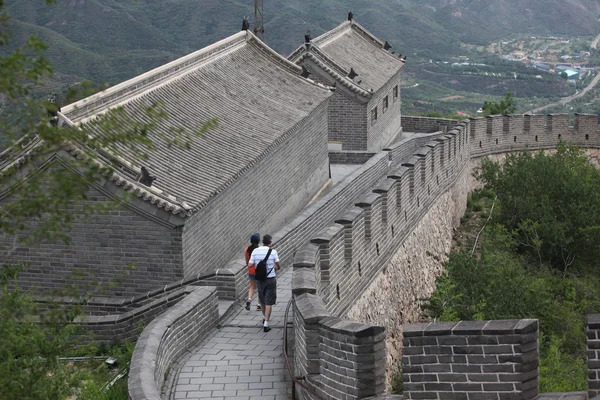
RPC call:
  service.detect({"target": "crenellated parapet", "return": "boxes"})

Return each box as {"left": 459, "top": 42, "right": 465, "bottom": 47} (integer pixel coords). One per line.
{"left": 291, "top": 123, "right": 472, "bottom": 399}
{"left": 470, "top": 113, "right": 600, "bottom": 157}
{"left": 290, "top": 113, "right": 599, "bottom": 399}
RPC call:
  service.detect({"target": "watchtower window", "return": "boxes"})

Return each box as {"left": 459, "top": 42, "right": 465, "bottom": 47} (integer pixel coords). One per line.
{"left": 393, "top": 85, "right": 398, "bottom": 100}
{"left": 383, "top": 96, "right": 389, "bottom": 113}
{"left": 371, "top": 107, "right": 378, "bottom": 125}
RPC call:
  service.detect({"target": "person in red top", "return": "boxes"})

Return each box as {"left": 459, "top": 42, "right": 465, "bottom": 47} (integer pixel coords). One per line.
{"left": 245, "top": 233, "right": 261, "bottom": 310}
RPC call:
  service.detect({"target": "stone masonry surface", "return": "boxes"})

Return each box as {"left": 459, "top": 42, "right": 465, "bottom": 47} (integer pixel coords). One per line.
{"left": 402, "top": 319, "right": 540, "bottom": 400}
{"left": 151, "top": 114, "right": 600, "bottom": 400}
{"left": 0, "top": 164, "right": 184, "bottom": 297}
{"left": 346, "top": 165, "right": 470, "bottom": 387}
{"left": 128, "top": 286, "right": 218, "bottom": 400}
{"left": 170, "top": 270, "right": 293, "bottom": 400}
{"left": 588, "top": 314, "right": 600, "bottom": 398}
{"left": 182, "top": 99, "right": 330, "bottom": 279}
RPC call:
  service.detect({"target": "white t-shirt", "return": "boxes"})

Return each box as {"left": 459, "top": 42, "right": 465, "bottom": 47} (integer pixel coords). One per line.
{"left": 249, "top": 246, "right": 279, "bottom": 279}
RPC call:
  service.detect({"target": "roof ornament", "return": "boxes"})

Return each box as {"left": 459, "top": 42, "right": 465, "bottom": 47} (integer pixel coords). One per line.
{"left": 383, "top": 41, "right": 392, "bottom": 51}
{"left": 241, "top": 16, "right": 250, "bottom": 31}
{"left": 347, "top": 68, "right": 358, "bottom": 80}
{"left": 139, "top": 166, "right": 156, "bottom": 187}
{"left": 47, "top": 93, "right": 60, "bottom": 127}
{"left": 304, "top": 30, "right": 311, "bottom": 44}
{"left": 348, "top": 11, "right": 353, "bottom": 21}
{"left": 300, "top": 66, "right": 310, "bottom": 78}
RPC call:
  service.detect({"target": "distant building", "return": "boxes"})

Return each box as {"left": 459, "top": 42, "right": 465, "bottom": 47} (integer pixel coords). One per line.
{"left": 289, "top": 18, "right": 405, "bottom": 152}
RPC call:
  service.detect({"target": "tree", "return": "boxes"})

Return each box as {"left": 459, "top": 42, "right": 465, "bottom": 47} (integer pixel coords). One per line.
{"left": 0, "top": 1, "right": 216, "bottom": 398}
{"left": 481, "top": 91, "right": 517, "bottom": 115}
{"left": 475, "top": 142, "right": 600, "bottom": 273}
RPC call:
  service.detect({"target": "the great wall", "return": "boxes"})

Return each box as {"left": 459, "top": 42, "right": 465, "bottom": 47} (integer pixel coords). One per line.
{"left": 123, "top": 113, "right": 600, "bottom": 400}
{"left": 2, "top": 12, "right": 600, "bottom": 400}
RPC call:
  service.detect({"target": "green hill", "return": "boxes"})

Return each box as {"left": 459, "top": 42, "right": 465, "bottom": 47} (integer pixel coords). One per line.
{"left": 1, "top": 0, "right": 599, "bottom": 115}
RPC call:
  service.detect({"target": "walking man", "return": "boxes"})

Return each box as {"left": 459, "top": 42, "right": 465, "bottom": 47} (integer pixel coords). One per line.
{"left": 247, "top": 234, "right": 280, "bottom": 332}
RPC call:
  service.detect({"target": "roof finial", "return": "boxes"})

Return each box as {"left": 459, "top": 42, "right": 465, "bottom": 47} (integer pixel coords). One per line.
{"left": 348, "top": 11, "right": 353, "bottom": 21}
{"left": 304, "top": 30, "right": 311, "bottom": 44}
{"left": 241, "top": 16, "right": 250, "bottom": 31}
{"left": 139, "top": 166, "right": 156, "bottom": 187}
{"left": 300, "top": 66, "right": 310, "bottom": 78}
{"left": 347, "top": 68, "right": 358, "bottom": 80}
{"left": 383, "top": 41, "right": 391, "bottom": 51}
{"left": 47, "top": 93, "right": 60, "bottom": 127}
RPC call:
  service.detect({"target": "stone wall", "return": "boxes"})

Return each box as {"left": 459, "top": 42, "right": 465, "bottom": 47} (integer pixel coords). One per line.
{"left": 0, "top": 161, "right": 184, "bottom": 297}
{"left": 291, "top": 122, "right": 470, "bottom": 398}
{"left": 182, "top": 99, "right": 330, "bottom": 278}
{"left": 289, "top": 113, "right": 600, "bottom": 399}
{"left": 328, "top": 89, "right": 368, "bottom": 151}
{"left": 589, "top": 314, "right": 600, "bottom": 398}
{"left": 401, "top": 116, "right": 464, "bottom": 134}
{"left": 346, "top": 166, "right": 470, "bottom": 385}
{"left": 128, "top": 286, "right": 218, "bottom": 400}
{"left": 367, "top": 69, "right": 403, "bottom": 152}
{"left": 402, "top": 319, "right": 539, "bottom": 400}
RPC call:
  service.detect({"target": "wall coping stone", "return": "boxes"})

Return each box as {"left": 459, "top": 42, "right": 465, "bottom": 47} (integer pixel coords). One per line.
{"left": 355, "top": 193, "right": 382, "bottom": 207}
{"left": 335, "top": 207, "right": 365, "bottom": 225}
{"left": 295, "top": 293, "right": 331, "bottom": 323}
{"left": 310, "top": 223, "right": 345, "bottom": 244}
{"left": 373, "top": 178, "right": 396, "bottom": 194}
{"left": 292, "top": 268, "right": 318, "bottom": 295}
{"left": 388, "top": 166, "right": 410, "bottom": 180}
{"left": 293, "top": 243, "right": 320, "bottom": 268}
{"left": 588, "top": 314, "right": 600, "bottom": 329}
{"left": 404, "top": 319, "right": 539, "bottom": 337}
{"left": 321, "top": 316, "right": 386, "bottom": 338}
{"left": 401, "top": 155, "right": 420, "bottom": 167}
{"left": 414, "top": 146, "right": 432, "bottom": 157}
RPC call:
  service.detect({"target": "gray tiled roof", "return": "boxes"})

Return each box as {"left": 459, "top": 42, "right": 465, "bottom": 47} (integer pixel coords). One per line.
{"left": 311, "top": 21, "right": 404, "bottom": 92}
{"left": 61, "top": 31, "right": 332, "bottom": 213}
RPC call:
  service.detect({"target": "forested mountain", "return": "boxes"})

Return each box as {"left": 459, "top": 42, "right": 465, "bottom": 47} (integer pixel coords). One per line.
{"left": 4, "top": 0, "right": 599, "bottom": 86}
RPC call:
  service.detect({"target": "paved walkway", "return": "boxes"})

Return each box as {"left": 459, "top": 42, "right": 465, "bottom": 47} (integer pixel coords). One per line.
{"left": 172, "top": 269, "right": 293, "bottom": 400}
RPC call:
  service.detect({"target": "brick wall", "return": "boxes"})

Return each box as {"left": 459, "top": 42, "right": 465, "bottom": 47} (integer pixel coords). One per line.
{"left": 402, "top": 319, "right": 539, "bottom": 400}
{"left": 470, "top": 113, "right": 600, "bottom": 158}
{"left": 82, "top": 287, "right": 192, "bottom": 343}
{"left": 292, "top": 292, "right": 387, "bottom": 400}
{"left": 0, "top": 163, "right": 184, "bottom": 297}
{"left": 589, "top": 314, "right": 600, "bottom": 398}
{"left": 328, "top": 90, "right": 369, "bottom": 151}
{"left": 128, "top": 286, "right": 218, "bottom": 400}
{"left": 182, "top": 100, "right": 330, "bottom": 278}
{"left": 368, "top": 69, "right": 403, "bottom": 152}
{"left": 328, "top": 150, "right": 377, "bottom": 164}
{"left": 401, "top": 116, "right": 464, "bottom": 134}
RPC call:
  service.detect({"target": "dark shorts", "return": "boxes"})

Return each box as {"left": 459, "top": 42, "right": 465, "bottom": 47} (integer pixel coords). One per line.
{"left": 257, "top": 277, "right": 277, "bottom": 306}
{"left": 248, "top": 273, "right": 256, "bottom": 281}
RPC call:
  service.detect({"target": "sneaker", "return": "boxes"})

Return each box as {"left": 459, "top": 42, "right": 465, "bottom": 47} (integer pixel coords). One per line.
{"left": 245, "top": 299, "right": 251, "bottom": 310}
{"left": 256, "top": 304, "right": 261, "bottom": 311}
{"left": 263, "top": 326, "right": 271, "bottom": 332}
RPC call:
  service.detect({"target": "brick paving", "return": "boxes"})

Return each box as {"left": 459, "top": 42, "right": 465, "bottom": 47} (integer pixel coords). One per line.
{"left": 172, "top": 270, "right": 293, "bottom": 400}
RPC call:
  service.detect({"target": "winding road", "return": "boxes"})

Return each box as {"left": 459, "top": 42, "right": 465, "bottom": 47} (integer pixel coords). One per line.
{"left": 592, "top": 32, "right": 600, "bottom": 50}
{"left": 526, "top": 70, "right": 600, "bottom": 114}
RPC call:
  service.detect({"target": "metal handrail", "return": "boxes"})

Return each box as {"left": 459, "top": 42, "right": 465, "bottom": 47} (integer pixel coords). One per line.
{"left": 283, "top": 298, "right": 326, "bottom": 400}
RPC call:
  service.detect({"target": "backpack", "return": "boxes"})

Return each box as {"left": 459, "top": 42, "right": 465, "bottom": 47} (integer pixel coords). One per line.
{"left": 255, "top": 248, "right": 273, "bottom": 281}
